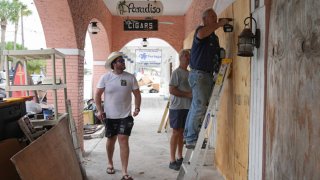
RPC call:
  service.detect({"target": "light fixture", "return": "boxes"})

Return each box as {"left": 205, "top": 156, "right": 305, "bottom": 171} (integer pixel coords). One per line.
{"left": 89, "top": 21, "right": 100, "bottom": 34}
{"left": 237, "top": 14, "right": 260, "bottom": 57}
{"left": 219, "top": 18, "right": 233, "bottom": 32}
{"left": 141, "top": 38, "right": 148, "bottom": 47}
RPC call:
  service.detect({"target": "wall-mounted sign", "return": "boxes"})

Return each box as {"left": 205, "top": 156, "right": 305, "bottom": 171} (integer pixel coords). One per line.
{"left": 117, "top": 1, "right": 163, "bottom": 17}
{"left": 124, "top": 20, "right": 158, "bottom": 31}
{"left": 136, "top": 49, "right": 162, "bottom": 66}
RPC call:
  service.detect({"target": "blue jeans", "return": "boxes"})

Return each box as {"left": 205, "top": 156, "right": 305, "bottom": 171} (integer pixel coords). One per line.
{"left": 184, "top": 70, "right": 214, "bottom": 144}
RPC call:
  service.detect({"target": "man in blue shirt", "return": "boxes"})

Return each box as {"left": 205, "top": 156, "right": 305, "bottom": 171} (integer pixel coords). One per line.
{"left": 184, "top": 8, "right": 228, "bottom": 148}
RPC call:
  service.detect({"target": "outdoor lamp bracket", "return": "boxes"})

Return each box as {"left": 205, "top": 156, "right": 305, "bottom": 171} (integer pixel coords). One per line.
{"left": 89, "top": 21, "right": 100, "bottom": 34}
{"left": 237, "top": 15, "right": 260, "bottom": 57}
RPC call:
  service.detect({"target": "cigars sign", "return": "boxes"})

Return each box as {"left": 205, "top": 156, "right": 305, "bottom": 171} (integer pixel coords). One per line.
{"left": 117, "top": 1, "right": 163, "bottom": 16}
{"left": 124, "top": 20, "right": 158, "bottom": 31}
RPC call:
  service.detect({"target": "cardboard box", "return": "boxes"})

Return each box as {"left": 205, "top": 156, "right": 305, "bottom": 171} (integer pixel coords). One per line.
{"left": 83, "top": 110, "right": 94, "bottom": 125}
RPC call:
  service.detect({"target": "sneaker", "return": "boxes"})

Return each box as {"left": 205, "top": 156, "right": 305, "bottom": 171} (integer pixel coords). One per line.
{"left": 169, "top": 161, "right": 180, "bottom": 171}
{"left": 201, "top": 138, "right": 208, "bottom": 149}
{"left": 176, "top": 157, "right": 183, "bottom": 166}
{"left": 185, "top": 141, "right": 196, "bottom": 149}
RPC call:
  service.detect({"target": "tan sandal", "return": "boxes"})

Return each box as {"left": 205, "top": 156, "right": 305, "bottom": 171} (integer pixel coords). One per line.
{"left": 106, "top": 167, "right": 115, "bottom": 174}
{"left": 121, "top": 175, "right": 133, "bottom": 180}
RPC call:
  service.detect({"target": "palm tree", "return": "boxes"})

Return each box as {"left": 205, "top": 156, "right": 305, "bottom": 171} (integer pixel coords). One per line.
{"left": 0, "top": 0, "right": 21, "bottom": 70}
{"left": 10, "top": 0, "right": 32, "bottom": 50}
{"left": 10, "top": 0, "right": 20, "bottom": 50}
{"left": 0, "top": 0, "right": 31, "bottom": 69}
{"left": 20, "top": 3, "right": 32, "bottom": 49}
{"left": 21, "top": 4, "right": 32, "bottom": 47}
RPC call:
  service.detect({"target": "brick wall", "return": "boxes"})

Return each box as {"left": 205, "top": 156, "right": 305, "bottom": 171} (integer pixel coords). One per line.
{"left": 185, "top": 0, "right": 215, "bottom": 37}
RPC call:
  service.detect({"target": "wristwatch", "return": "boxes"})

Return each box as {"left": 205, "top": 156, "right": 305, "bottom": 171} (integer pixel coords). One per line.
{"left": 135, "top": 108, "right": 140, "bottom": 112}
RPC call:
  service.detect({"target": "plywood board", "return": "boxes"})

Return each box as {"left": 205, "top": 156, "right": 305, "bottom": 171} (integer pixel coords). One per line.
{"left": 0, "top": 139, "right": 26, "bottom": 180}
{"left": 11, "top": 118, "right": 82, "bottom": 180}
{"left": 183, "top": 30, "right": 195, "bottom": 49}
{"left": 266, "top": 0, "right": 320, "bottom": 179}
{"left": 214, "top": 0, "right": 250, "bottom": 179}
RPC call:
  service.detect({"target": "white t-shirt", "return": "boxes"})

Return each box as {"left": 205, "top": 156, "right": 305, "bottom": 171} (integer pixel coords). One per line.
{"left": 96, "top": 71, "right": 139, "bottom": 119}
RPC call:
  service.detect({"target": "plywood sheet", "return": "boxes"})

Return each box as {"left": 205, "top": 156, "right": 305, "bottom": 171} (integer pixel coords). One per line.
{"left": 11, "top": 118, "right": 82, "bottom": 180}
{"left": 183, "top": 30, "right": 195, "bottom": 49}
{"left": 215, "top": 0, "right": 250, "bottom": 179}
{"left": 266, "top": 0, "right": 320, "bottom": 179}
{"left": 0, "top": 139, "right": 26, "bottom": 180}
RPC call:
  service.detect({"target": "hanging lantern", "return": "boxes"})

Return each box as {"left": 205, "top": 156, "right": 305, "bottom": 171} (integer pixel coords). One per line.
{"left": 237, "top": 15, "right": 260, "bottom": 57}
{"left": 141, "top": 38, "right": 148, "bottom": 47}
{"left": 88, "top": 21, "right": 100, "bottom": 34}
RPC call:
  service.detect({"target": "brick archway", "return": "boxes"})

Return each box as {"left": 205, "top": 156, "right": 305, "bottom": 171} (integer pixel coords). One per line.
{"left": 34, "top": 0, "right": 209, "bottom": 150}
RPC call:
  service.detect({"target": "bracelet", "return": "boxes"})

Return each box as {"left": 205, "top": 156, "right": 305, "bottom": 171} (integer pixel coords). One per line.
{"left": 135, "top": 108, "right": 140, "bottom": 111}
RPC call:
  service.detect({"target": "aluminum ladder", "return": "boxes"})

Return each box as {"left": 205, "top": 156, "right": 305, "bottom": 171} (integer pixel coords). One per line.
{"left": 177, "top": 59, "right": 232, "bottom": 180}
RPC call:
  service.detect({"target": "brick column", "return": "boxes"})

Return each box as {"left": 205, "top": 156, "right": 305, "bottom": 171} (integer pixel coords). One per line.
{"left": 46, "top": 50, "right": 85, "bottom": 149}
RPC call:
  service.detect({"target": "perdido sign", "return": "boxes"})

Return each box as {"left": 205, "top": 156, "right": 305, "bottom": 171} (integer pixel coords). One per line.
{"left": 136, "top": 49, "right": 162, "bottom": 65}
{"left": 124, "top": 20, "right": 158, "bottom": 31}
{"left": 117, "top": 1, "right": 163, "bottom": 16}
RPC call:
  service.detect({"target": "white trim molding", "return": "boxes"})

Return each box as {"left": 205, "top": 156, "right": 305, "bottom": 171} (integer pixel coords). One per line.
{"left": 248, "top": 4, "right": 265, "bottom": 180}
{"left": 93, "top": 61, "right": 106, "bottom": 66}
{"left": 56, "top": 48, "right": 85, "bottom": 57}
{"left": 213, "top": 0, "right": 235, "bottom": 15}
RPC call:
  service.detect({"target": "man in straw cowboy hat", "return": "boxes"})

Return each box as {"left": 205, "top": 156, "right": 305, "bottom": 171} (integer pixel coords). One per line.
{"left": 95, "top": 52, "right": 141, "bottom": 180}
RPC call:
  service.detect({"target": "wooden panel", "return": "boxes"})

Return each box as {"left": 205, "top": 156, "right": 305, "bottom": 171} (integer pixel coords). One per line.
{"left": 266, "top": 0, "right": 320, "bottom": 179}
{"left": 215, "top": 77, "right": 234, "bottom": 179}
{"left": 11, "top": 118, "right": 83, "bottom": 180}
{"left": 231, "top": 1, "right": 250, "bottom": 179}
{"left": 0, "top": 139, "right": 26, "bottom": 180}
{"left": 183, "top": 30, "right": 195, "bottom": 49}
{"left": 214, "top": 0, "right": 251, "bottom": 179}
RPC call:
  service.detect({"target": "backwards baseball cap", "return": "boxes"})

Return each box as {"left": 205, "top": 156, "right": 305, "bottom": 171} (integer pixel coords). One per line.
{"left": 105, "top": 52, "right": 123, "bottom": 69}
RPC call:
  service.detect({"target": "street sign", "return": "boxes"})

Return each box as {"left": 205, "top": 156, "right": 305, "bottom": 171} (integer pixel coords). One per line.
{"left": 124, "top": 20, "right": 158, "bottom": 31}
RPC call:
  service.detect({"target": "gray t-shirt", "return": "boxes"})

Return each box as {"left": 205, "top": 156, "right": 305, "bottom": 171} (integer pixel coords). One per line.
{"left": 169, "top": 67, "right": 192, "bottom": 110}
{"left": 96, "top": 71, "right": 139, "bottom": 119}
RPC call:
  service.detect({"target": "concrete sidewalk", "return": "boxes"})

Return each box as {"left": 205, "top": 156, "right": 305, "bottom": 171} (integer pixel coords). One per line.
{"left": 83, "top": 94, "right": 224, "bottom": 180}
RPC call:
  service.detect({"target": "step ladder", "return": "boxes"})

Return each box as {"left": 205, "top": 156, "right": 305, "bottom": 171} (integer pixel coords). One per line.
{"left": 177, "top": 59, "right": 232, "bottom": 180}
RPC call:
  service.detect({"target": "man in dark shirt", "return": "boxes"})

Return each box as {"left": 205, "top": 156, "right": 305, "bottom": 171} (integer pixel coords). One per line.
{"left": 184, "top": 8, "right": 228, "bottom": 148}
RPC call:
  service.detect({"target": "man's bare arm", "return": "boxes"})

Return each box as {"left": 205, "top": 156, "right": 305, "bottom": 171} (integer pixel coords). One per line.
{"left": 94, "top": 88, "right": 105, "bottom": 120}
{"left": 169, "top": 86, "right": 192, "bottom": 98}
{"left": 132, "top": 89, "right": 141, "bottom": 117}
{"left": 197, "top": 19, "right": 228, "bottom": 39}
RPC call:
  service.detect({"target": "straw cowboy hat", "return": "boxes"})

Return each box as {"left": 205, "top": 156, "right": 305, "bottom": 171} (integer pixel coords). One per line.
{"left": 105, "top": 52, "right": 123, "bottom": 69}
